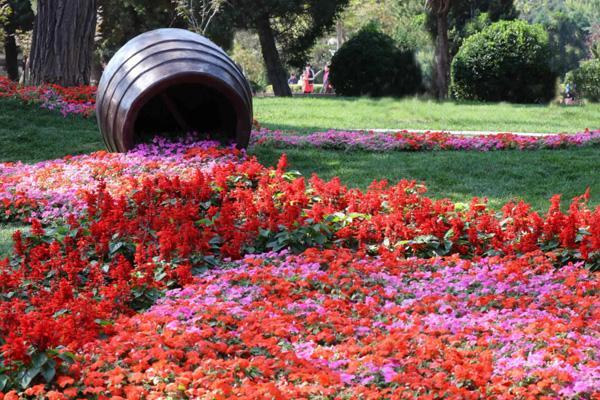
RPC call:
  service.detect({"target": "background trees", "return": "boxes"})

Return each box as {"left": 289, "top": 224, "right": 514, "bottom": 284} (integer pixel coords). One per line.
{"left": 0, "top": 0, "right": 597, "bottom": 99}
{"left": 216, "top": 0, "right": 350, "bottom": 97}
{"left": 96, "top": 0, "right": 181, "bottom": 63}
{"left": 0, "top": 0, "right": 33, "bottom": 81}
{"left": 515, "top": 0, "right": 599, "bottom": 76}
{"left": 424, "top": 0, "right": 518, "bottom": 99}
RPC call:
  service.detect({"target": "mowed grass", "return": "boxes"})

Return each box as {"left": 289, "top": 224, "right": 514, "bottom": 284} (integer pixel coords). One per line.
{"left": 0, "top": 224, "right": 28, "bottom": 256}
{"left": 0, "top": 99, "right": 101, "bottom": 163}
{"left": 254, "top": 97, "right": 600, "bottom": 134}
{"left": 251, "top": 146, "right": 600, "bottom": 211}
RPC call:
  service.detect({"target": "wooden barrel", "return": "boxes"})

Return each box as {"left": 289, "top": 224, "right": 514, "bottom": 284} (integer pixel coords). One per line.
{"left": 96, "top": 28, "right": 253, "bottom": 152}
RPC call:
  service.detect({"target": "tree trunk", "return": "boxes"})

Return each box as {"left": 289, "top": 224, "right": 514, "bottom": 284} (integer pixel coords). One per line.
{"left": 434, "top": 10, "right": 450, "bottom": 100}
{"left": 4, "top": 29, "right": 19, "bottom": 81}
{"left": 336, "top": 20, "right": 345, "bottom": 50}
{"left": 256, "top": 17, "right": 291, "bottom": 97}
{"left": 28, "top": 0, "right": 97, "bottom": 86}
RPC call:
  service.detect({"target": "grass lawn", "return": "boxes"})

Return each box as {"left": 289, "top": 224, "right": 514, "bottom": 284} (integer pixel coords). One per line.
{"left": 253, "top": 146, "right": 600, "bottom": 211}
{"left": 0, "top": 96, "right": 598, "bottom": 213}
{"left": 0, "top": 224, "right": 27, "bottom": 255}
{"left": 0, "top": 99, "right": 101, "bottom": 163}
{"left": 254, "top": 97, "right": 600, "bottom": 134}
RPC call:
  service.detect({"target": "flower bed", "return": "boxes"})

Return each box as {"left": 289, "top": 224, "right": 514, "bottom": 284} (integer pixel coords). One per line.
{"left": 1, "top": 148, "right": 598, "bottom": 267}
{"left": 0, "top": 136, "right": 243, "bottom": 222}
{"left": 0, "top": 77, "right": 96, "bottom": 118}
{"left": 251, "top": 128, "right": 600, "bottom": 152}
{"left": 3, "top": 250, "right": 599, "bottom": 399}
{"left": 68, "top": 251, "right": 600, "bottom": 398}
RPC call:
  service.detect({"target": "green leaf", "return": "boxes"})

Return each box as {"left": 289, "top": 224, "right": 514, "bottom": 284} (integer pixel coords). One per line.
{"left": 41, "top": 365, "right": 56, "bottom": 383}
{"left": 31, "top": 352, "right": 48, "bottom": 369}
{"left": 0, "top": 374, "right": 9, "bottom": 391}
{"left": 20, "top": 366, "right": 41, "bottom": 389}
{"left": 57, "top": 352, "right": 76, "bottom": 364}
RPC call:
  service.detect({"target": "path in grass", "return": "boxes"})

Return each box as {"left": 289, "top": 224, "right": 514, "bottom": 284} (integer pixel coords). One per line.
{"left": 255, "top": 97, "right": 600, "bottom": 134}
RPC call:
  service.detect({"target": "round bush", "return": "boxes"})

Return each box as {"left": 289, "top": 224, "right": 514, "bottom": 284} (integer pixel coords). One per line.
{"left": 451, "top": 20, "right": 557, "bottom": 103}
{"left": 565, "top": 59, "right": 600, "bottom": 102}
{"left": 330, "top": 27, "right": 422, "bottom": 97}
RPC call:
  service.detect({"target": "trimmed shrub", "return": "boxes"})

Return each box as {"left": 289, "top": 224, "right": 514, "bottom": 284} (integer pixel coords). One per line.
{"left": 330, "top": 27, "right": 422, "bottom": 97}
{"left": 451, "top": 20, "right": 557, "bottom": 103}
{"left": 565, "top": 59, "right": 600, "bottom": 102}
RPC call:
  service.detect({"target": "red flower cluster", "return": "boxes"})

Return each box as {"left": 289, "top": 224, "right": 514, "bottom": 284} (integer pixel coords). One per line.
{"left": 0, "top": 148, "right": 598, "bottom": 395}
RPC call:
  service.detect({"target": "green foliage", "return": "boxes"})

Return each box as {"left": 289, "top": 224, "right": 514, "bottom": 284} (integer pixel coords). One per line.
{"left": 545, "top": 11, "right": 589, "bottom": 75}
{"left": 0, "top": 348, "right": 74, "bottom": 392}
{"left": 0, "top": 0, "right": 33, "bottom": 33}
{"left": 565, "top": 59, "right": 600, "bottom": 102}
{"left": 588, "top": 24, "right": 600, "bottom": 59}
{"left": 97, "top": 0, "right": 183, "bottom": 62}
{"left": 173, "top": 1, "right": 234, "bottom": 50}
{"left": 330, "top": 27, "right": 422, "bottom": 97}
{"left": 230, "top": 31, "right": 267, "bottom": 89}
{"left": 515, "top": 0, "right": 600, "bottom": 74}
{"left": 451, "top": 20, "right": 557, "bottom": 103}
{"left": 330, "top": 0, "right": 433, "bottom": 89}
{"left": 427, "top": 0, "right": 519, "bottom": 56}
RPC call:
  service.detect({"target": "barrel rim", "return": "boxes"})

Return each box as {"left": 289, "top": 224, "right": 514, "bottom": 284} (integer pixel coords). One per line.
{"left": 119, "top": 71, "right": 252, "bottom": 152}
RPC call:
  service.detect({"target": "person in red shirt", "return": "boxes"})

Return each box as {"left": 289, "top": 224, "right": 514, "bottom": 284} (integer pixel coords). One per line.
{"left": 302, "top": 64, "right": 315, "bottom": 94}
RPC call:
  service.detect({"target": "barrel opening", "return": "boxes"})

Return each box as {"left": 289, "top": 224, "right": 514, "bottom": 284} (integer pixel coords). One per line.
{"left": 133, "top": 82, "right": 238, "bottom": 145}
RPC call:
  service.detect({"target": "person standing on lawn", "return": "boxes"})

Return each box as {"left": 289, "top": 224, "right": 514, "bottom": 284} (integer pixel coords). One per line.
{"left": 303, "top": 64, "right": 315, "bottom": 94}
{"left": 322, "top": 64, "right": 332, "bottom": 94}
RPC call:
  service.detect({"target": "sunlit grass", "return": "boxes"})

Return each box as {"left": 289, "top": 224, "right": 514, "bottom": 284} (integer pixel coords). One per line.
{"left": 251, "top": 146, "right": 600, "bottom": 211}
{"left": 254, "top": 96, "right": 600, "bottom": 134}
{"left": 0, "top": 224, "right": 28, "bottom": 256}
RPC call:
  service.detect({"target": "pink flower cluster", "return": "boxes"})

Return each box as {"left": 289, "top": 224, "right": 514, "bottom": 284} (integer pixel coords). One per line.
{"left": 251, "top": 128, "right": 600, "bottom": 152}
{"left": 0, "top": 136, "right": 243, "bottom": 222}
